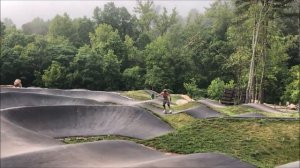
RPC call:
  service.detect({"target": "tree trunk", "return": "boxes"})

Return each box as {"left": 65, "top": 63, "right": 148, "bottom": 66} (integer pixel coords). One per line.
{"left": 258, "top": 0, "right": 269, "bottom": 104}
{"left": 246, "top": 1, "right": 264, "bottom": 103}
{"left": 258, "top": 18, "right": 268, "bottom": 104}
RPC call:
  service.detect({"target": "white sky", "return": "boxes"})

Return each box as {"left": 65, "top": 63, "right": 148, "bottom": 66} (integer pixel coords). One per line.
{"left": 1, "top": 0, "right": 213, "bottom": 28}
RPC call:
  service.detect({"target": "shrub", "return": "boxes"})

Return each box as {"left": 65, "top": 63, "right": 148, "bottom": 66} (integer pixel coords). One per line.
{"left": 184, "top": 78, "right": 205, "bottom": 99}
{"left": 207, "top": 78, "right": 225, "bottom": 100}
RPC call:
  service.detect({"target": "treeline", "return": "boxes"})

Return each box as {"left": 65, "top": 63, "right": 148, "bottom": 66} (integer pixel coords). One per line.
{"left": 0, "top": 0, "right": 299, "bottom": 104}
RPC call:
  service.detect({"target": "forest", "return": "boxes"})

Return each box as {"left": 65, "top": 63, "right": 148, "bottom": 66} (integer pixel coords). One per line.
{"left": 0, "top": 0, "right": 299, "bottom": 104}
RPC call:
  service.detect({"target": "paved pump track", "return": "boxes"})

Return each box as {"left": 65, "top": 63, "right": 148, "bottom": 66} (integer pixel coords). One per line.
{"left": 2, "top": 88, "right": 295, "bottom": 167}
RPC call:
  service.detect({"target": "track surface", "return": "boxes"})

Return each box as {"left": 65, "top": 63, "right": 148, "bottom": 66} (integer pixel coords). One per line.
{"left": 185, "top": 105, "right": 223, "bottom": 118}
{"left": 243, "top": 103, "right": 282, "bottom": 113}
{"left": 276, "top": 161, "right": 300, "bottom": 168}
{"left": 1, "top": 105, "right": 172, "bottom": 139}
{"left": 1, "top": 140, "right": 255, "bottom": 168}
{"left": 1, "top": 88, "right": 258, "bottom": 167}
{"left": 1, "top": 92, "right": 105, "bottom": 109}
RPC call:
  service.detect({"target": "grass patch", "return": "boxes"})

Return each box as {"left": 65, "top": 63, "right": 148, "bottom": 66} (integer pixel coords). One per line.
{"left": 170, "top": 94, "right": 183, "bottom": 103}
{"left": 213, "top": 105, "right": 300, "bottom": 118}
{"left": 59, "top": 98, "right": 299, "bottom": 168}
{"left": 260, "top": 111, "right": 300, "bottom": 118}
{"left": 171, "top": 101, "right": 201, "bottom": 111}
{"left": 60, "top": 135, "right": 142, "bottom": 144}
{"left": 213, "top": 105, "right": 265, "bottom": 116}
{"left": 121, "top": 90, "right": 151, "bottom": 101}
{"left": 162, "top": 113, "right": 196, "bottom": 129}
{"left": 60, "top": 118, "right": 299, "bottom": 168}
{"left": 142, "top": 118, "right": 300, "bottom": 168}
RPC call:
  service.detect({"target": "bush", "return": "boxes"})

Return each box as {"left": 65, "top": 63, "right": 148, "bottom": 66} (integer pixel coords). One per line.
{"left": 207, "top": 78, "right": 225, "bottom": 100}
{"left": 281, "top": 65, "right": 300, "bottom": 104}
{"left": 184, "top": 78, "right": 205, "bottom": 99}
{"left": 207, "top": 78, "right": 236, "bottom": 100}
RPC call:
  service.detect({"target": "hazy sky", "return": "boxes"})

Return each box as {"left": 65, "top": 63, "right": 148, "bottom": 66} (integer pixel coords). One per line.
{"left": 1, "top": 0, "right": 213, "bottom": 28}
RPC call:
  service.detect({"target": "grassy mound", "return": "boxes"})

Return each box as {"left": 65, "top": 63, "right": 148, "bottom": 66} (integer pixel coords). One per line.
{"left": 143, "top": 118, "right": 299, "bottom": 168}
{"left": 61, "top": 117, "right": 299, "bottom": 168}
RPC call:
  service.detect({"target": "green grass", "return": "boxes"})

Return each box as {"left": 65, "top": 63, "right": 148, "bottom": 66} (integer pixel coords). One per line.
{"left": 61, "top": 135, "right": 142, "bottom": 144}
{"left": 213, "top": 105, "right": 265, "bottom": 116}
{"left": 142, "top": 118, "right": 299, "bottom": 168}
{"left": 213, "top": 105, "right": 300, "bottom": 118}
{"left": 59, "top": 93, "right": 299, "bottom": 168}
{"left": 162, "top": 113, "right": 196, "bottom": 129}
{"left": 170, "top": 94, "right": 183, "bottom": 103}
{"left": 60, "top": 118, "right": 299, "bottom": 168}
{"left": 260, "top": 111, "right": 300, "bottom": 118}
{"left": 171, "top": 101, "right": 200, "bottom": 111}
{"left": 121, "top": 90, "right": 151, "bottom": 101}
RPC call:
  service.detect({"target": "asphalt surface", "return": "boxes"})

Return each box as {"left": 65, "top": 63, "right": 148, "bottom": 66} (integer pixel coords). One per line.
{"left": 1, "top": 87, "right": 136, "bottom": 105}
{"left": 1, "top": 140, "right": 255, "bottom": 168}
{"left": 185, "top": 105, "right": 223, "bottom": 118}
{"left": 243, "top": 103, "right": 282, "bottom": 113}
{"left": 199, "top": 99, "right": 226, "bottom": 108}
{"left": 1, "top": 105, "right": 173, "bottom": 139}
{"left": 0, "top": 88, "right": 265, "bottom": 167}
{"left": 1, "top": 92, "right": 105, "bottom": 109}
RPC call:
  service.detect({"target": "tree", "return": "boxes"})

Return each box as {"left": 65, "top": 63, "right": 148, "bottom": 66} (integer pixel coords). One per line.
{"left": 103, "top": 50, "right": 121, "bottom": 90}
{"left": 183, "top": 1, "right": 235, "bottom": 89}
{"left": 69, "top": 45, "right": 104, "bottom": 90}
{"left": 144, "top": 36, "right": 175, "bottom": 91}
{"left": 3, "top": 18, "right": 16, "bottom": 30}
{"left": 230, "top": 0, "right": 297, "bottom": 103}
{"left": 124, "top": 35, "right": 144, "bottom": 67}
{"left": 123, "top": 66, "right": 144, "bottom": 90}
{"left": 0, "top": 45, "right": 24, "bottom": 85}
{"left": 90, "top": 24, "right": 127, "bottom": 70}
{"left": 73, "top": 17, "right": 95, "bottom": 47}
{"left": 22, "top": 17, "right": 49, "bottom": 35}
{"left": 93, "top": 2, "right": 137, "bottom": 40}
{"left": 0, "top": 30, "right": 35, "bottom": 86}
{"left": 134, "top": 0, "right": 157, "bottom": 32}
{"left": 184, "top": 78, "right": 205, "bottom": 98}
{"left": 42, "top": 61, "right": 67, "bottom": 88}
{"left": 154, "top": 7, "right": 178, "bottom": 36}
{"left": 48, "top": 13, "right": 77, "bottom": 44}
{"left": 0, "top": 22, "right": 6, "bottom": 39}
{"left": 282, "top": 65, "right": 300, "bottom": 104}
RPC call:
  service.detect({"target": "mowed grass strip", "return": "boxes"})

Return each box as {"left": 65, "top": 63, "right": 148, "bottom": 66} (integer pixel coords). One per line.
{"left": 142, "top": 118, "right": 299, "bottom": 168}
{"left": 214, "top": 105, "right": 299, "bottom": 118}
{"left": 121, "top": 90, "right": 151, "bottom": 101}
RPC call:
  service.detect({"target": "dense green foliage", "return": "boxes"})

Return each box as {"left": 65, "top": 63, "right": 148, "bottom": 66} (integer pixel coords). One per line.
{"left": 1, "top": 0, "right": 299, "bottom": 104}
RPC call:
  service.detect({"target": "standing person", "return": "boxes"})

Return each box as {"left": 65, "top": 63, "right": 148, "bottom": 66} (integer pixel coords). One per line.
{"left": 13, "top": 79, "right": 22, "bottom": 88}
{"left": 158, "top": 89, "right": 172, "bottom": 114}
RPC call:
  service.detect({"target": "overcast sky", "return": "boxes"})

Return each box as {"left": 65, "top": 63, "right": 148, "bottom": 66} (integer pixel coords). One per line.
{"left": 1, "top": 0, "right": 213, "bottom": 28}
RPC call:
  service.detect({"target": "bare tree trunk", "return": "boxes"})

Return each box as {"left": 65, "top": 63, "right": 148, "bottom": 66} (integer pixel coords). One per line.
{"left": 258, "top": 0, "right": 270, "bottom": 104}
{"left": 246, "top": 1, "right": 265, "bottom": 103}
{"left": 258, "top": 19, "right": 268, "bottom": 104}
{"left": 255, "top": 71, "right": 259, "bottom": 103}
